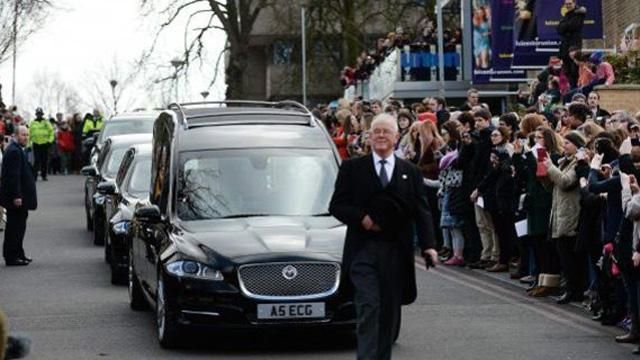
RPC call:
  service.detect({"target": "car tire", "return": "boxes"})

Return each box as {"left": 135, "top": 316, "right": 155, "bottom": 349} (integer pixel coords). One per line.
{"left": 128, "top": 249, "right": 148, "bottom": 311}
{"left": 93, "top": 213, "right": 105, "bottom": 246}
{"left": 85, "top": 192, "right": 93, "bottom": 232}
{"left": 110, "top": 246, "right": 126, "bottom": 285}
{"left": 156, "top": 272, "right": 182, "bottom": 348}
{"left": 104, "top": 229, "right": 111, "bottom": 264}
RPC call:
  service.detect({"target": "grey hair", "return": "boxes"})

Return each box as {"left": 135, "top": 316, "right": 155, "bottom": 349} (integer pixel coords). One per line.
{"left": 371, "top": 113, "right": 399, "bottom": 133}
{"left": 16, "top": 125, "right": 28, "bottom": 135}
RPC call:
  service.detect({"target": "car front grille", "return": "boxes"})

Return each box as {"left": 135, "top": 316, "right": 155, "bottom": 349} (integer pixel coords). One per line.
{"left": 237, "top": 262, "right": 340, "bottom": 300}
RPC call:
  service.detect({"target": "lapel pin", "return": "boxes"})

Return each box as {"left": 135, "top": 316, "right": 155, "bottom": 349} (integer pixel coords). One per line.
{"left": 402, "top": 174, "right": 408, "bottom": 180}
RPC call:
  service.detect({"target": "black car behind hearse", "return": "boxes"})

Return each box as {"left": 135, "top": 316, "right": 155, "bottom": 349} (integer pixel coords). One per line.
{"left": 128, "top": 101, "right": 355, "bottom": 348}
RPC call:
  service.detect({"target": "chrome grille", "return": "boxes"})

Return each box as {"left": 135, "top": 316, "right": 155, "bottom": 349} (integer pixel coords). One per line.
{"left": 237, "top": 262, "right": 340, "bottom": 300}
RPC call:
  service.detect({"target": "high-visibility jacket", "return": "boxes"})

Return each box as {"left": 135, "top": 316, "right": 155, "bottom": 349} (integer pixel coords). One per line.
{"left": 29, "top": 118, "right": 54, "bottom": 145}
{"left": 82, "top": 117, "right": 104, "bottom": 135}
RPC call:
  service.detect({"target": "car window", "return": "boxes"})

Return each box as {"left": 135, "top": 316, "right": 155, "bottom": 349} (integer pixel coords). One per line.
{"left": 176, "top": 149, "right": 337, "bottom": 220}
{"left": 99, "top": 120, "right": 154, "bottom": 144}
{"left": 125, "top": 159, "right": 151, "bottom": 198}
{"left": 103, "top": 148, "right": 128, "bottom": 179}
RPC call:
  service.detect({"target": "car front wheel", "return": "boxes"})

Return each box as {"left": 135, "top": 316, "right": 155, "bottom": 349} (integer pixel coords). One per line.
{"left": 156, "top": 272, "right": 182, "bottom": 348}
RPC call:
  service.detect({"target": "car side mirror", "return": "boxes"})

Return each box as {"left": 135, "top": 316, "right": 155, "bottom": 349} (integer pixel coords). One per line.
{"left": 81, "top": 165, "right": 97, "bottom": 177}
{"left": 97, "top": 181, "right": 116, "bottom": 195}
{"left": 135, "top": 205, "right": 162, "bottom": 224}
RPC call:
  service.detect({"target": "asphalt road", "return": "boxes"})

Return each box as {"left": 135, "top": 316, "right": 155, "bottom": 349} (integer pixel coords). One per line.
{"left": 0, "top": 175, "right": 636, "bottom": 359}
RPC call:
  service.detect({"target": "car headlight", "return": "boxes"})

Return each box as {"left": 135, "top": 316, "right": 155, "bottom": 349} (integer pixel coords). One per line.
{"left": 112, "top": 221, "right": 129, "bottom": 235}
{"left": 165, "top": 260, "right": 224, "bottom": 281}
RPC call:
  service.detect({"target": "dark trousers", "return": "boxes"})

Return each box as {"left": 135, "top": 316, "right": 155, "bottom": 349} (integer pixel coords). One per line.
{"left": 2, "top": 208, "right": 28, "bottom": 261}
{"left": 350, "top": 240, "right": 401, "bottom": 360}
{"left": 555, "top": 236, "right": 585, "bottom": 295}
{"left": 533, "top": 234, "right": 562, "bottom": 275}
{"left": 490, "top": 210, "right": 517, "bottom": 265}
{"left": 33, "top": 143, "right": 49, "bottom": 180}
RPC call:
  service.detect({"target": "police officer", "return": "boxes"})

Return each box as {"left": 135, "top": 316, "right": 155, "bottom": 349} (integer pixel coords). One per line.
{"left": 82, "top": 109, "right": 104, "bottom": 137}
{"left": 30, "top": 107, "right": 54, "bottom": 181}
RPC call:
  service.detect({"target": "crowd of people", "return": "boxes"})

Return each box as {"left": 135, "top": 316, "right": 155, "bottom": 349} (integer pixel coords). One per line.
{"left": 0, "top": 102, "right": 104, "bottom": 179}
{"left": 339, "top": 19, "right": 463, "bottom": 87}
{"left": 314, "top": 87, "right": 640, "bottom": 355}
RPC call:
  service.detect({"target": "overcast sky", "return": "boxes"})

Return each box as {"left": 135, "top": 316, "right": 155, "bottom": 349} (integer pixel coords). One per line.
{"left": 0, "top": 0, "right": 226, "bottom": 117}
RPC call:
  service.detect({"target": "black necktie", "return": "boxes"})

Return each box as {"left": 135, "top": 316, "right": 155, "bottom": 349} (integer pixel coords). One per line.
{"left": 379, "top": 159, "right": 389, "bottom": 188}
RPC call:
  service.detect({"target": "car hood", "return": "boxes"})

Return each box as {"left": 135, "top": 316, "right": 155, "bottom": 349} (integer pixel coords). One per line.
{"left": 179, "top": 216, "right": 346, "bottom": 262}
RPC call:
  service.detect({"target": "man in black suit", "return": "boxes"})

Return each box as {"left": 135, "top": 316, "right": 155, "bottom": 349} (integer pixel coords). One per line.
{"left": 329, "top": 114, "right": 439, "bottom": 360}
{"left": 1, "top": 126, "right": 37, "bottom": 266}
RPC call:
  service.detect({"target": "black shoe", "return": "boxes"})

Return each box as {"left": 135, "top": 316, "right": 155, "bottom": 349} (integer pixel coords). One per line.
{"left": 5, "top": 258, "right": 29, "bottom": 266}
{"left": 42, "top": 178, "right": 48, "bottom": 181}
{"left": 20, "top": 256, "right": 32, "bottom": 263}
{"left": 633, "top": 346, "right": 640, "bottom": 355}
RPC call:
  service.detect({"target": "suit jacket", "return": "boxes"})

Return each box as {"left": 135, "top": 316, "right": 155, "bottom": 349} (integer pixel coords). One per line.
{"left": 329, "top": 153, "right": 436, "bottom": 305}
{"left": 0, "top": 141, "right": 37, "bottom": 210}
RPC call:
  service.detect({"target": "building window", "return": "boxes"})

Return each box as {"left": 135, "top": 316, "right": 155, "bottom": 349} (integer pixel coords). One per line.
{"left": 273, "top": 40, "right": 294, "bottom": 65}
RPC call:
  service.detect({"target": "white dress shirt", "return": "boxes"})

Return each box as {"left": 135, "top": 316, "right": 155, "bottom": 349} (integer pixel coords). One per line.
{"left": 372, "top": 151, "right": 395, "bottom": 181}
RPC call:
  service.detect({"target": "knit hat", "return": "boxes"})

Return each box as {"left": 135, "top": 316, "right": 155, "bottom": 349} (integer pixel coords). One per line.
{"left": 564, "top": 131, "right": 586, "bottom": 149}
{"left": 589, "top": 51, "right": 604, "bottom": 65}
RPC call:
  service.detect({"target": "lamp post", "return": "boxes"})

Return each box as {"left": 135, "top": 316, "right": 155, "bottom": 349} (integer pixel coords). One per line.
{"left": 170, "top": 58, "right": 185, "bottom": 102}
{"left": 109, "top": 79, "right": 118, "bottom": 114}
{"left": 200, "top": 90, "right": 210, "bottom": 100}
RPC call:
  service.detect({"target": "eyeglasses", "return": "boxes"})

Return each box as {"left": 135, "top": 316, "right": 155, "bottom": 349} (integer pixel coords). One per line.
{"left": 372, "top": 128, "right": 394, "bottom": 135}
{"left": 490, "top": 133, "right": 501, "bottom": 138}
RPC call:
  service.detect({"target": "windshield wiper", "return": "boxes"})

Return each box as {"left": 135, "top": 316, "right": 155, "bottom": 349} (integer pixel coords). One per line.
{"left": 219, "top": 214, "right": 271, "bottom": 219}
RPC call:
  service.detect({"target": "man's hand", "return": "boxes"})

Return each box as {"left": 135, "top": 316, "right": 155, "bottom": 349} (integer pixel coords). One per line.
{"left": 13, "top": 198, "right": 22, "bottom": 207}
{"left": 361, "top": 215, "right": 381, "bottom": 232}
{"left": 423, "top": 248, "right": 439, "bottom": 269}
{"left": 470, "top": 189, "right": 479, "bottom": 203}
{"left": 633, "top": 251, "right": 640, "bottom": 268}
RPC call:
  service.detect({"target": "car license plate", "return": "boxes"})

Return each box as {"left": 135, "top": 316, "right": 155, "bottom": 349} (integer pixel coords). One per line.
{"left": 257, "top": 302, "right": 325, "bottom": 320}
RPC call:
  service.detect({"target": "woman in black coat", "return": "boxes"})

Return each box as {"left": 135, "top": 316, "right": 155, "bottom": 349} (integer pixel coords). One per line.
{"left": 474, "top": 148, "right": 518, "bottom": 272}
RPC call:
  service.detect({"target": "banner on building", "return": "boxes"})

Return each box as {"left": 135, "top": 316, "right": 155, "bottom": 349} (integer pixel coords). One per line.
{"left": 472, "top": 0, "right": 603, "bottom": 84}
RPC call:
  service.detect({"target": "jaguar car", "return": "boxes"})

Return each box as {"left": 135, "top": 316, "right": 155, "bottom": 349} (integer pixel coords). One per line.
{"left": 128, "top": 101, "right": 355, "bottom": 348}
{"left": 82, "top": 133, "right": 152, "bottom": 244}
{"left": 98, "top": 143, "right": 152, "bottom": 284}
{"left": 85, "top": 111, "right": 157, "bottom": 167}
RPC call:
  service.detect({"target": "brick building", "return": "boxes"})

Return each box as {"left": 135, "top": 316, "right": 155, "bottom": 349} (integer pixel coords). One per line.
{"left": 602, "top": 0, "right": 640, "bottom": 50}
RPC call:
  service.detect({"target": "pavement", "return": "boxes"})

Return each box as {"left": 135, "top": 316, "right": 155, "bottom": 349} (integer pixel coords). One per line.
{"left": 0, "top": 175, "right": 637, "bottom": 359}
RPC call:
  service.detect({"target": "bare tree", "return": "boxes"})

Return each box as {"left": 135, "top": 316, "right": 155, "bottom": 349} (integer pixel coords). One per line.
{"left": 0, "top": 0, "right": 51, "bottom": 65}
{"left": 82, "top": 58, "right": 142, "bottom": 116}
{"left": 24, "top": 70, "right": 81, "bottom": 116}
{"left": 140, "top": 0, "right": 274, "bottom": 100}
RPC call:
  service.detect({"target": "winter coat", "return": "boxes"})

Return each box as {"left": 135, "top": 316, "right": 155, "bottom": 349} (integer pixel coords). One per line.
{"left": 513, "top": 150, "right": 559, "bottom": 236}
{"left": 57, "top": 130, "right": 75, "bottom": 153}
{"left": 477, "top": 160, "right": 516, "bottom": 214}
{"left": 469, "top": 126, "right": 495, "bottom": 188}
{"left": 575, "top": 187, "right": 605, "bottom": 253}
{"left": 454, "top": 140, "right": 476, "bottom": 214}
{"left": 546, "top": 155, "right": 581, "bottom": 238}
{"left": 588, "top": 166, "right": 623, "bottom": 243}
{"left": 557, "top": 7, "right": 586, "bottom": 59}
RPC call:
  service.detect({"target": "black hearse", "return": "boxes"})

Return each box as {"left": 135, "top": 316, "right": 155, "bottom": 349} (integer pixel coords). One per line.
{"left": 127, "top": 101, "right": 355, "bottom": 348}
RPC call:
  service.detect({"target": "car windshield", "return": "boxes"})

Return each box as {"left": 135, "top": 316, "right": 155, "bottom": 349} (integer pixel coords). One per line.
{"left": 103, "top": 148, "right": 128, "bottom": 179}
{"left": 100, "top": 120, "right": 154, "bottom": 143}
{"left": 127, "top": 159, "right": 151, "bottom": 197}
{"left": 176, "top": 148, "right": 337, "bottom": 220}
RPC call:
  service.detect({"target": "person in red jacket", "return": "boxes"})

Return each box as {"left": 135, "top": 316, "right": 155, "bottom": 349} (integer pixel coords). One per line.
{"left": 56, "top": 120, "right": 75, "bottom": 175}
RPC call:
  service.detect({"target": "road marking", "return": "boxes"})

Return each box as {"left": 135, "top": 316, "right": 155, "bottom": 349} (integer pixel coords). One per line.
{"left": 414, "top": 258, "right": 627, "bottom": 339}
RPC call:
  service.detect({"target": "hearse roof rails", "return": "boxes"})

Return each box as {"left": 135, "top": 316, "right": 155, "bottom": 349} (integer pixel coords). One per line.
{"left": 168, "top": 100, "right": 314, "bottom": 129}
